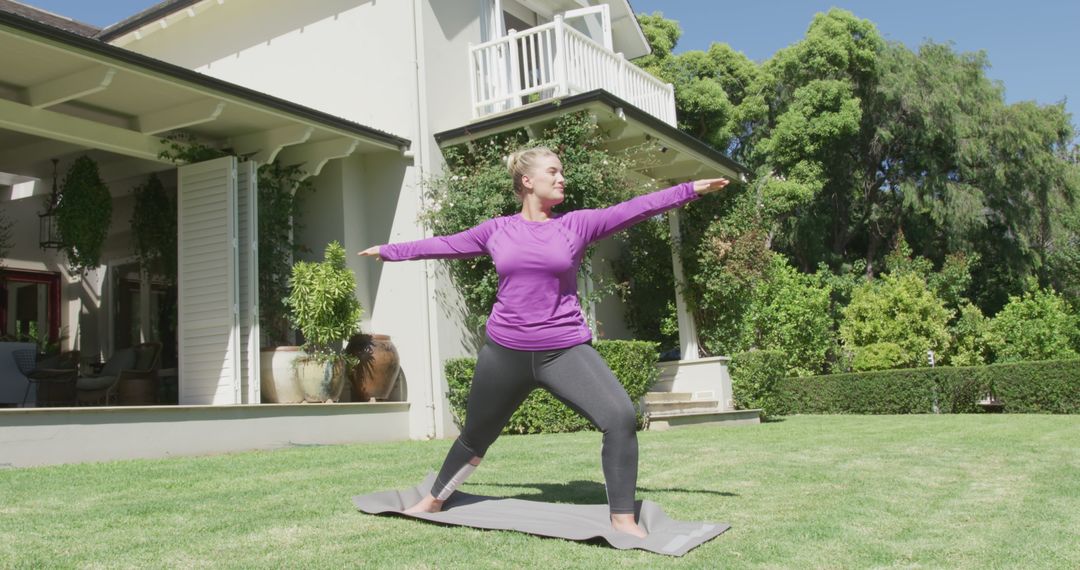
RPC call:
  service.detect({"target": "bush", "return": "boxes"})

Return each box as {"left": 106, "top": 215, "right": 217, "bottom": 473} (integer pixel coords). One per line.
{"left": 444, "top": 339, "right": 659, "bottom": 434}
{"left": 286, "top": 241, "right": 362, "bottom": 361}
{"left": 771, "top": 359, "right": 1080, "bottom": 415}
{"left": 851, "top": 342, "right": 908, "bottom": 372}
{"left": 950, "top": 302, "right": 991, "bottom": 366}
{"left": 729, "top": 349, "right": 786, "bottom": 416}
{"left": 986, "top": 288, "right": 1079, "bottom": 363}
{"left": 739, "top": 255, "right": 835, "bottom": 376}
{"left": 839, "top": 272, "right": 953, "bottom": 369}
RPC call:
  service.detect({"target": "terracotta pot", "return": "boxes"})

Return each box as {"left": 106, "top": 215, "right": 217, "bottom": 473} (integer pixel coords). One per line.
{"left": 345, "top": 334, "right": 400, "bottom": 401}
{"left": 259, "top": 347, "right": 305, "bottom": 403}
{"left": 294, "top": 356, "right": 346, "bottom": 403}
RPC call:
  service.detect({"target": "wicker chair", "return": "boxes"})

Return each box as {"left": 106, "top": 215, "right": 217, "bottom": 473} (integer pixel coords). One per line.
{"left": 20, "top": 350, "right": 80, "bottom": 407}
{"left": 76, "top": 342, "right": 162, "bottom": 405}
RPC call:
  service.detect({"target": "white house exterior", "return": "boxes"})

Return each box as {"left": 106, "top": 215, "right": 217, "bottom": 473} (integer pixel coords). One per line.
{"left": 0, "top": 0, "right": 750, "bottom": 467}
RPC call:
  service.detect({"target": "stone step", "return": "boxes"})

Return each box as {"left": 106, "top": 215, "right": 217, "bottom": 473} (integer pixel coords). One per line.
{"left": 646, "top": 409, "right": 762, "bottom": 431}
{"left": 643, "top": 399, "right": 720, "bottom": 415}
{"left": 642, "top": 392, "right": 695, "bottom": 404}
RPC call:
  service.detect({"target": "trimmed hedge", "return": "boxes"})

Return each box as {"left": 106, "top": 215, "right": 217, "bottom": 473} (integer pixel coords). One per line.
{"left": 444, "top": 339, "right": 659, "bottom": 434}
{"left": 991, "top": 360, "right": 1080, "bottom": 413}
{"left": 769, "top": 359, "right": 1080, "bottom": 415}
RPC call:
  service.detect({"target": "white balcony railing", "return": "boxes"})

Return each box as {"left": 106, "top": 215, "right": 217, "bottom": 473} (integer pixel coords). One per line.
{"left": 468, "top": 15, "right": 677, "bottom": 126}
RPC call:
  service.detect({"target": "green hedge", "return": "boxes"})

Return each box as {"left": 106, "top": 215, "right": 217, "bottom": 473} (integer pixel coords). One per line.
{"left": 990, "top": 360, "right": 1080, "bottom": 413}
{"left": 444, "top": 339, "right": 659, "bottom": 434}
{"left": 729, "top": 350, "right": 787, "bottom": 416}
{"left": 769, "top": 359, "right": 1080, "bottom": 415}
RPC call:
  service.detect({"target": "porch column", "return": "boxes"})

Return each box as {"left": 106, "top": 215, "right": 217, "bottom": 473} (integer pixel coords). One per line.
{"left": 668, "top": 210, "right": 699, "bottom": 360}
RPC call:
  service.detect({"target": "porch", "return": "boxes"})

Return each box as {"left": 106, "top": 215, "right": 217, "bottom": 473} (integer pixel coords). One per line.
{"left": 0, "top": 10, "right": 410, "bottom": 410}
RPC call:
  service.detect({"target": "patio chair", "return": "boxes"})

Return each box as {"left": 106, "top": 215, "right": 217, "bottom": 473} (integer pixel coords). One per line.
{"left": 76, "top": 342, "right": 161, "bottom": 405}
{"left": 21, "top": 350, "right": 80, "bottom": 407}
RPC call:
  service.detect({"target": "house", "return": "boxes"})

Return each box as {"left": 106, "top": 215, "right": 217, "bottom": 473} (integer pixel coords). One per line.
{"left": 0, "top": 0, "right": 751, "bottom": 467}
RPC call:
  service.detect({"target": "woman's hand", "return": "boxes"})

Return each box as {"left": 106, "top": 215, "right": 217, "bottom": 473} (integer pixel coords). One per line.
{"left": 692, "top": 178, "right": 731, "bottom": 195}
{"left": 357, "top": 245, "right": 383, "bottom": 261}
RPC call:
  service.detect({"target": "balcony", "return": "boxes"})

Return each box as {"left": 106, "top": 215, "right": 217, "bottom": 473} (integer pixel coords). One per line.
{"left": 468, "top": 15, "right": 676, "bottom": 127}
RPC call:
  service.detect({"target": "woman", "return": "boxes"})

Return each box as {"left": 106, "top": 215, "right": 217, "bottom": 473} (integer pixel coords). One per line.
{"left": 359, "top": 146, "right": 729, "bottom": 537}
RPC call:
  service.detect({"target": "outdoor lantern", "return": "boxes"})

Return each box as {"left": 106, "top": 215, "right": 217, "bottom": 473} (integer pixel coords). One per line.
{"left": 38, "top": 158, "right": 63, "bottom": 250}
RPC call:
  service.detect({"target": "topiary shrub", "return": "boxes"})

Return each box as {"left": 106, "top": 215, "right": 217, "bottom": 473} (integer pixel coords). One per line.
{"left": 445, "top": 339, "right": 659, "bottom": 434}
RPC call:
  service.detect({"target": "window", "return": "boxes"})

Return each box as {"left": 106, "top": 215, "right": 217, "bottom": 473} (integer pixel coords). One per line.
{"left": 0, "top": 270, "right": 60, "bottom": 344}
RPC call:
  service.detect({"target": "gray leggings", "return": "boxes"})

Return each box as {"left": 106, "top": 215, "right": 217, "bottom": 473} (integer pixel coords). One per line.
{"left": 431, "top": 336, "right": 639, "bottom": 514}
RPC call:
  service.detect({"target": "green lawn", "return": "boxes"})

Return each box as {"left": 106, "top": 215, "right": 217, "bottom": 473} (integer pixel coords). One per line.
{"left": 2, "top": 415, "right": 1078, "bottom": 568}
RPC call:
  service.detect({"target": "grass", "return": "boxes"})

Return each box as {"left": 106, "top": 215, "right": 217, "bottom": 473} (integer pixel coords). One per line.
{"left": 1, "top": 415, "right": 1078, "bottom": 568}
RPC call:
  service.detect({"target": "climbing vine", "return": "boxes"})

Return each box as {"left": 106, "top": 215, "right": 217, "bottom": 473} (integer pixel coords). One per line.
{"left": 422, "top": 112, "right": 642, "bottom": 337}
{"left": 55, "top": 156, "right": 112, "bottom": 274}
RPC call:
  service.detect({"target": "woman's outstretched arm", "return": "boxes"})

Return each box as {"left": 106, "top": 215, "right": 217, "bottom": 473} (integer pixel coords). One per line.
{"left": 568, "top": 178, "right": 729, "bottom": 243}
{"left": 358, "top": 218, "right": 499, "bottom": 262}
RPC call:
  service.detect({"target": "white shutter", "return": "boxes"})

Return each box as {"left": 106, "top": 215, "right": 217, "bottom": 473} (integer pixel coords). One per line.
{"left": 177, "top": 156, "right": 241, "bottom": 405}
{"left": 237, "top": 160, "right": 260, "bottom": 404}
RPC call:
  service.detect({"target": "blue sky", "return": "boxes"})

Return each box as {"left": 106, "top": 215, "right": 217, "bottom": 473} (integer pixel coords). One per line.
{"left": 22, "top": 0, "right": 1080, "bottom": 135}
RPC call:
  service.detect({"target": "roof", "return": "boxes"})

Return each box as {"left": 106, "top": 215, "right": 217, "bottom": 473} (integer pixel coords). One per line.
{"left": 96, "top": 0, "right": 201, "bottom": 42}
{"left": 0, "top": 9, "right": 410, "bottom": 149}
{"left": 0, "top": 0, "right": 98, "bottom": 37}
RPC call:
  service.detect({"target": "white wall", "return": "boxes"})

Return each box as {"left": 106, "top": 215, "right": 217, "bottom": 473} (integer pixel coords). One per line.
{"left": 294, "top": 151, "right": 446, "bottom": 441}
{"left": 118, "top": 0, "right": 419, "bottom": 140}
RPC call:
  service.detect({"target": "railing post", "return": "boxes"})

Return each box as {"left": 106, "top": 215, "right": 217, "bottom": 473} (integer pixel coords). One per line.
{"left": 665, "top": 82, "right": 677, "bottom": 126}
{"left": 467, "top": 43, "right": 478, "bottom": 119}
{"left": 553, "top": 15, "right": 568, "bottom": 97}
{"left": 507, "top": 29, "right": 522, "bottom": 109}
{"left": 616, "top": 52, "right": 627, "bottom": 101}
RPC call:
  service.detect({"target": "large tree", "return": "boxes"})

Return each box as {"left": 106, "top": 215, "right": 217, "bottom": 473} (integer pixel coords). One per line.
{"left": 635, "top": 9, "right": 1079, "bottom": 321}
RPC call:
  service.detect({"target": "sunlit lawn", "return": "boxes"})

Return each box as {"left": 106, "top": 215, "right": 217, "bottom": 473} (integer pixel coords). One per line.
{"left": 1, "top": 415, "right": 1078, "bottom": 568}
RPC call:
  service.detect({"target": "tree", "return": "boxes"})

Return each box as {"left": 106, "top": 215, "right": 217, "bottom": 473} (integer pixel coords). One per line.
{"left": 634, "top": 9, "right": 1080, "bottom": 323}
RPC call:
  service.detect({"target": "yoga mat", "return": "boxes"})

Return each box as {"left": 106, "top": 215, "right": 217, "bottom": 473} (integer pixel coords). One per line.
{"left": 352, "top": 474, "right": 730, "bottom": 556}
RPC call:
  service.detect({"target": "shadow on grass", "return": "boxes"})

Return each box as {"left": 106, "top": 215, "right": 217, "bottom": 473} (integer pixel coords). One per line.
{"left": 475, "top": 480, "right": 738, "bottom": 503}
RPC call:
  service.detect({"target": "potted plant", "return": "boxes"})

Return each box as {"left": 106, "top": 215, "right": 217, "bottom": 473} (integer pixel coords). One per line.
{"left": 281, "top": 241, "right": 363, "bottom": 402}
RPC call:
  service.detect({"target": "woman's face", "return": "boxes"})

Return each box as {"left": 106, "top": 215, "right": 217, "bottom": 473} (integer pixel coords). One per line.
{"left": 523, "top": 154, "right": 565, "bottom": 205}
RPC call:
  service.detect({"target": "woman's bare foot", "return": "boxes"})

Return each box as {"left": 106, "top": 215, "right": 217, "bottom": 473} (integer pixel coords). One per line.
{"left": 403, "top": 494, "right": 444, "bottom": 514}
{"left": 611, "top": 513, "right": 647, "bottom": 538}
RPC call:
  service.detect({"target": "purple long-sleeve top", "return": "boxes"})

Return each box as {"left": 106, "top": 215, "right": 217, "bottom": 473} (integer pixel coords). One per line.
{"left": 381, "top": 182, "right": 700, "bottom": 350}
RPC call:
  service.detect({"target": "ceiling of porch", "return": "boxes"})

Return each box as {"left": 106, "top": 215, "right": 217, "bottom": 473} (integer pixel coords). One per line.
{"left": 0, "top": 10, "right": 410, "bottom": 192}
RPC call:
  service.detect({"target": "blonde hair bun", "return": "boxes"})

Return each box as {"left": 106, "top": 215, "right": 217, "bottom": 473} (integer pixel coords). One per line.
{"left": 507, "top": 146, "right": 558, "bottom": 199}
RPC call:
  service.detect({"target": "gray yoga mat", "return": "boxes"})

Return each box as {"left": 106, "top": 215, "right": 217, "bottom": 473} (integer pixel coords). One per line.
{"left": 352, "top": 474, "right": 730, "bottom": 556}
